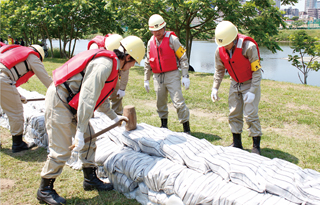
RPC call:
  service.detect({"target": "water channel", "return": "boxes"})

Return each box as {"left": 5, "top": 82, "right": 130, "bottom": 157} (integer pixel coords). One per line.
{"left": 49, "top": 40, "right": 320, "bottom": 87}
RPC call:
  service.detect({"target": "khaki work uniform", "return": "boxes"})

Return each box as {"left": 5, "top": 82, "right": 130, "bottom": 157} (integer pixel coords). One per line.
{"left": 144, "top": 33, "right": 190, "bottom": 123}
{"left": 41, "top": 57, "right": 118, "bottom": 179}
{"left": 0, "top": 54, "right": 52, "bottom": 136}
{"left": 109, "top": 69, "right": 129, "bottom": 115}
{"left": 213, "top": 40, "right": 262, "bottom": 137}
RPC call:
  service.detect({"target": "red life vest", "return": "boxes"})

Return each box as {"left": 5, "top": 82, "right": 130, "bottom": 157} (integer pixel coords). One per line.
{"left": 0, "top": 45, "right": 40, "bottom": 87}
{"left": 219, "top": 34, "right": 260, "bottom": 83}
{"left": 149, "top": 31, "right": 178, "bottom": 73}
{"left": 53, "top": 49, "right": 119, "bottom": 111}
{"left": 0, "top": 42, "right": 6, "bottom": 47}
{"left": 87, "top": 34, "right": 110, "bottom": 50}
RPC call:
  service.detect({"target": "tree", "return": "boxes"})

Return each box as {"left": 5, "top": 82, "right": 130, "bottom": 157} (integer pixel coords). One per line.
{"left": 108, "top": 0, "right": 298, "bottom": 63}
{"left": 291, "top": 20, "right": 304, "bottom": 28}
{"left": 1, "top": 0, "right": 121, "bottom": 58}
{"left": 288, "top": 30, "right": 320, "bottom": 85}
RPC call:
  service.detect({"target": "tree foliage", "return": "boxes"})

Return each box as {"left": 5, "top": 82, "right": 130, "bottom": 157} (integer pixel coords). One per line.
{"left": 1, "top": 0, "right": 299, "bottom": 60}
{"left": 288, "top": 30, "right": 320, "bottom": 85}
{"left": 1, "top": 0, "right": 121, "bottom": 58}
{"left": 107, "top": 0, "right": 297, "bottom": 62}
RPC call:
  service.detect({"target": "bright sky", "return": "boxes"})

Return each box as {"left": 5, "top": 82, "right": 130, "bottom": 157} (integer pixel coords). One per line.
{"left": 281, "top": 0, "right": 305, "bottom": 11}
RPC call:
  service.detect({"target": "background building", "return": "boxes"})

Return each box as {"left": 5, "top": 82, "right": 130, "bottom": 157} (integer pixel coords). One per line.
{"left": 305, "top": 0, "right": 317, "bottom": 10}
{"left": 275, "top": 0, "right": 281, "bottom": 9}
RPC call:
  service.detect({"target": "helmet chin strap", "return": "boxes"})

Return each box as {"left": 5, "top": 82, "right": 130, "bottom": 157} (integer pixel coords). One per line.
{"left": 121, "top": 59, "right": 127, "bottom": 70}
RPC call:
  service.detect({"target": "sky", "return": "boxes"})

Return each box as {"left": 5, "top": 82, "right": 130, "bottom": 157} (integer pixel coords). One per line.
{"left": 281, "top": 0, "right": 305, "bottom": 11}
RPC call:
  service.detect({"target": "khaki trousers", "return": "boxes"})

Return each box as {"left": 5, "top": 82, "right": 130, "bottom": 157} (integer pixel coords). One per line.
{"left": 228, "top": 79, "right": 262, "bottom": 137}
{"left": 0, "top": 74, "right": 24, "bottom": 136}
{"left": 153, "top": 69, "right": 189, "bottom": 123}
{"left": 41, "top": 84, "right": 96, "bottom": 179}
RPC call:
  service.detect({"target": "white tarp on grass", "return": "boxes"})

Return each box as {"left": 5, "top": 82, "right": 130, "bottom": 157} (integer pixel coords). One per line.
{"left": 1, "top": 88, "right": 320, "bottom": 205}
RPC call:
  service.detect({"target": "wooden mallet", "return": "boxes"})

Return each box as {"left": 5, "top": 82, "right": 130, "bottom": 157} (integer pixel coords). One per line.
{"left": 69, "top": 118, "right": 128, "bottom": 150}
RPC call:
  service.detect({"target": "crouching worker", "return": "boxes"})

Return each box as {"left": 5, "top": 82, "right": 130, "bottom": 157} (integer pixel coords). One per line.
{"left": 0, "top": 44, "right": 52, "bottom": 153}
{"left": 37, "top": 36, "right": 145, "bottom": 205}
{"left": 88, "top": 34, "right": 129, "bottom": 115}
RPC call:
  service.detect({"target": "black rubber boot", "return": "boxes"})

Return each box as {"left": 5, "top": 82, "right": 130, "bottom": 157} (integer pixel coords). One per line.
{"left": 252, "top": 136, "right": 261, "bottom": 155}
{"left": 83, "top": 167, "right": 113, "bottom": 191}
{"left": 160, "top": 118, "right": 168, "bottom": 128}
{"left": 229, "top": 133, "right": 243, "bottom": 149}
{"left": 12, "top": 135, "right": 35, "bottom": 153}
{"left": 183, "top": 121, "right": 191, "bottom": 134}
{"left": 37, "top": 178, "right": 66, "bottom": 205}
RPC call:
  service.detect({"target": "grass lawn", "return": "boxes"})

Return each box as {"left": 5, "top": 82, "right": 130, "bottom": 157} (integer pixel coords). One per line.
{"left": 1, "top": 58, "right": 319, "bottom": 204}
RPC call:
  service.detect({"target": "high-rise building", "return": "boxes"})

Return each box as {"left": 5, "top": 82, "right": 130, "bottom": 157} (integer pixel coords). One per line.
{"left": 275, "top": 0, "right": 281, "bottom": 9}
{"left": 316, "top": 0, "right": 320, "bottom": 8}
{"left": 305, "top": 0, "right": 317, "bottom": 10}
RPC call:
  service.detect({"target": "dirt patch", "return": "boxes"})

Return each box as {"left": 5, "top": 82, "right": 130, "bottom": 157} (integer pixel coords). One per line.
{"left": 265, "top": 123, "right": 320, "bottom": 141}
{"left": 286, "top": 103, "right": 313, "bottom": 112}
{"left": 143, "top": 100, "right": 228, "bottom": 122}
{"left": 0, "top": 178, "right": 14, "bottom": 190}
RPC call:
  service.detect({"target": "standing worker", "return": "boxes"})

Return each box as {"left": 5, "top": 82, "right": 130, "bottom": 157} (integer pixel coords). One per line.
{"left": 20, "top": 38, "right": 25, "bottom": 46}
{"left": 88, "top": 34, "right": 128, "bottom": 115}
{"left": 0, "top": 44, "right": 52, "bottom": 153}
{"left": 7, "top": 35, "right": 14, "bottom": 45}
{"left": 211, "top": 21, "right": 262, "bottom": 155}
{"left": 36, "top": 36, "right": 145, "bottom": 205}
{"left": 144, "top": 14, "right": 191, "bottom": 134}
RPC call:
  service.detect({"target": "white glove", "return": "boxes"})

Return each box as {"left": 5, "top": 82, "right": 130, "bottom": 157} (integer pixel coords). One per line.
{"left": 73, "top": 131, "right": 85, "bottom": 152}
{"left": 243, "top": 92, "right": 255, "bottom": 104}
{"left": 181, "top": 77, "right": 190, "bottom": 90}
{"left": 211, "top": 88, "right": 219, "bottom": 102}
{"left": 144, "top": 80, "right": 150, "bottom": 93}
{"left": 113, "top": 116, "right": 129, "bottom": 127}
{"left": 116, "top": 89, "right": 125, "bottom": 99}
{"left": 20, "top": 95, "right": 27, "bottom": 104}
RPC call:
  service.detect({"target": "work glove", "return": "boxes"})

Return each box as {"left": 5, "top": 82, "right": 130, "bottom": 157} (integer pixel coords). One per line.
{"left": 181, "top": 76, "right": 190, "bottom": 90}
{"left": 73, "top": 131, "right": 85, "bottom": 152}
{"left": 211, "top": 88, "right": 219, "bottom": 102}
{"left": 20, "top": 95, "right": 27, "bottom": 104}
{"left": 243, "top": 92, "right": 255, "bottom": 104}
{"left": 116, "top": 89, "right": 125, "bottom": 99}
{"left": 144, "top": 80, "right": 150, "bottom": 93}
{"left": 113, "top": 116, "right": 129, "bottom": 127}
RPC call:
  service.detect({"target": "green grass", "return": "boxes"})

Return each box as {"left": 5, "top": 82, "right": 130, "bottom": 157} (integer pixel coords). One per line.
{"left": 1, "top": 58, "right": 320, "bottom": 204}
{"left": 273, "top": 29, "right": 320, "bottom": 42}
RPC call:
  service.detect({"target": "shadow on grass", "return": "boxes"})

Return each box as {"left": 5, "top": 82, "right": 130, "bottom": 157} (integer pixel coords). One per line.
{"left": 191, "top": 132, "right": 222, "bottom": 142}
{"left": 0, "top": 146, "right": 48, "bottom": 162}
{"left": 193, "top": 72, "right": 213, "bottom": 77}
{"left": 67, "top": 190, "right": 140, "bottom": 205}
{"left": 242, "top": 147, "right": 299, "bottom": 165}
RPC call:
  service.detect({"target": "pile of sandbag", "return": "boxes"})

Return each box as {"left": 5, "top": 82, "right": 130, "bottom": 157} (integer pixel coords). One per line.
{"left": 1, "top": 88, "right": 320, "bottom": 205}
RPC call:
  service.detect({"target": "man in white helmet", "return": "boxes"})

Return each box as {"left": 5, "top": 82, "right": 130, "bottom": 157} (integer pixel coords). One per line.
{"left": 88, "top": 34, "right": 128, "bottom": 115}
{"left": 37, "top": 36, "right": 145, "bottom": 205}
{"left": 0, "top": 44, "right": 52, "bottom": 153}
{"left": 211, "top": 20, "right": 263, "bottom": 155}
{"left": 144, "top": 14, "right": 191, "bottom": 134}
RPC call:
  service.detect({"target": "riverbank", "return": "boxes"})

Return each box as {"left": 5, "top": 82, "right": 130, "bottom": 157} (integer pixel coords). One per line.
{"left": 1, "top": 60, "right": 319, "bottom": 204}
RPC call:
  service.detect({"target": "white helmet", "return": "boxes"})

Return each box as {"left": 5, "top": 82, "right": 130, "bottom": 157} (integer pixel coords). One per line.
{"left": 89, "top": 43, "right": 99, "bottom": 50}
{"left": 120, "top": 36, "right": 145, "bottom": 64}
{"left": 105, "top": 34, "right": 123, "bottom": 51}
{"left": 148, "top": 14, "right": 166, "bottom": 31}
{"left": 30, "top": 44, "right": 45, "bottom": 61}
{"left": 215, "top": 21, "right": 238, "bottom": 47}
